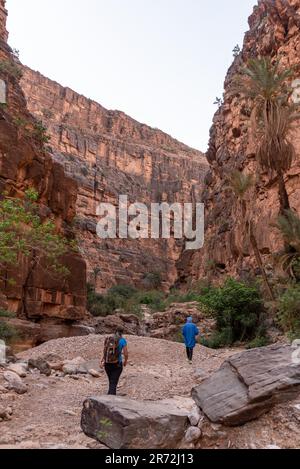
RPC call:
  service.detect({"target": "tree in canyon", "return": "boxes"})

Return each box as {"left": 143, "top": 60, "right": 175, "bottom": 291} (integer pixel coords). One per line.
{"left": 228, "top": 170, "right": 275, "bottom": 300}
{"left": 0, "top": 189, "right": 75, "bottom": 314}
{"left": 231, "top": 57, "right": 299, "bottom": 214}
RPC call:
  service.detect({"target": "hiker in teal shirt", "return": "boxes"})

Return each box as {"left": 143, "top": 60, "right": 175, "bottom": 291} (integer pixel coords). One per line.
{"left": 182, "top": 317, "right": 199, "bottom": 364}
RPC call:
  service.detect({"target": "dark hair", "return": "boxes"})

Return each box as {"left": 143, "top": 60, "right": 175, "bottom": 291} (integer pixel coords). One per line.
{"left": 116, "top": 327, "right": 124, "bottom": 336}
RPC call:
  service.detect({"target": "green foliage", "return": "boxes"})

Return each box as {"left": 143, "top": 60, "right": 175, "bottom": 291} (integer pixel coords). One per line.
{"left": 0, "top": 321, "right": 18, "bottom": 343}
{"left": 0, "top": 190, "right": 72, "bottom": 283}
{"left": 109, "top": 284, "right": 138, "bottom": 299}
{"left": 233, "top": 44, "right": 241, "bottom": 58}
{"left": 32, "top": 121, "right": 51, "bottom": 143}
{"left": 0, "top": 308, "right": 15, "bottom": 318}
{"left": 142, "top": 271, "right": 162, "bottom": 289}
{"left": 199, "top": 278, "right": 264, "bottom": 347}
{"left": 246, "top": 335, "right": 270, "bottom": 349}
{"left": 87, "top": 283, "right": 166, "bottom": 317}
{"left": 0, "top": 60, "right": 23, "bottom": 80}
{"left": 227, "top": 170, "right": 254, "bottom": 198}
{"left": 275, "top": 210, "right": 300, "bottom": 279}
{"left": 277, "top": 284, "right": 300, "bottom": 337}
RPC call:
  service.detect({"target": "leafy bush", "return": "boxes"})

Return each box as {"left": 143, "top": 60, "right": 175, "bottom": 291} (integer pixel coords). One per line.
{"left": 134, "top": 290, "right": 165, "bottom": 312}
{"left": 277, "top": 284, "right": 300, "bottom": 338}
{"left": 142, "top": 272, "right": 162, "bottom": 290}
{"left": 199, "top": 278, "right": 264, "bottom": 347}
{"left": 246, "top": 335, "right": 270, "bottom": 349}
{"left": 108, "top": 284, "right": 137, "bottom": 300}
{"left": 0, "top": 321, "right": 18, "bottom": 342}
{"left": 0, "top": 308, "right": 15, "bottom": 318}
{"left": 87, "top": 284, "right": 166, "bottom": 317}
{"left": 0, "top": 189, "right": 72, "bottom": 283}
{"left": 0, "top": 60, "right": 23, "bottom": 80}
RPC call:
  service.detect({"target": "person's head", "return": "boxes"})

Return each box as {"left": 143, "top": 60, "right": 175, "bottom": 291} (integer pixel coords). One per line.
{"left": 187, "top": 317, "right": 193, "bottom": 323}
{"left": 115, "top": 327, "right": 124, "bottom": 337}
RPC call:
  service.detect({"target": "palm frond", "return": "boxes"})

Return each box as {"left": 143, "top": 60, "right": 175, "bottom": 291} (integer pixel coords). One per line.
{"left": 227, "top": 170, "right": 254, "bottom": 198}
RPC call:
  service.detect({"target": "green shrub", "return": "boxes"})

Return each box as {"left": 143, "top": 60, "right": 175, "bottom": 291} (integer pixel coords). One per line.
{"left": 108, "top": 284, "right": 137, "bottom": 299}
{"left": 142, "top": 272, "right": 162, "bottom": 290}
{"left": 277, "top": 284, "right": 300, "bottom": 338}
{"left": 0, "top": 60, "right": 23, "bottom": 80}
{"left": 134, "top": 290, "right": 165, "bottom": 312}
{"left": 0, "top": 309, "right": 15, "bottom": 318}
{"left": 87, "top": 284, "right": 166, "bottom": 317}
{"left": 199, "top": 278, "right": 264, "bottom": 347}
{"left": 0, "top": 321, "right": 17, "bottom": 342}
{"left": 246, "top": 336, "right": 270, "bottom": 349}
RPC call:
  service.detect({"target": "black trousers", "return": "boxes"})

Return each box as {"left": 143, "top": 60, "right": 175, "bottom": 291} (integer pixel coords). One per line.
{"left": 105, "top": 363, "right": 123, "bottom": 395}
{"left": 186, "top": 347, "right": 194, "bottom": 361}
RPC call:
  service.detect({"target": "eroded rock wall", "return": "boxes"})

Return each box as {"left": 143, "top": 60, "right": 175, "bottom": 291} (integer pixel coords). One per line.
{"left": 20, "top": 68, "right": 208, "bottom": 291}
{"left": 0, "top": 8, "right": 87, "bottom": 320}
{"left": 184, "top": 0, "right": 300, "bottom": 284}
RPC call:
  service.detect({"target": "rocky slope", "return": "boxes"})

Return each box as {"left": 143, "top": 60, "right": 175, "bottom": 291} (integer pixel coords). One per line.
{"left": 20, "top": 67, "right": 208, "bottom": 292}
{"left": 0, "top": 335, "right": 299, "bottom": 449}
{"left": 0, "top": 0, "right": 86, "bottom": 321}
{"left": 184, "top": 0, "right": 300, "bottom": 284}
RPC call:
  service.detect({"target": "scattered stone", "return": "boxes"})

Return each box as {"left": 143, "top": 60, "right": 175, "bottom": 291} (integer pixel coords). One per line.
{"left": 188, "top": 406, "right": 202, "bottom": 426}
{"left": 88, "top": 369, "right": 101, "bottom": 378}
{"left": 3, "top": 371, "right": 27, "bottom": 395}
{"left": 28, "top": 358, "right": 51, "bottom": 377}
{"left": 7, "top": 363, "right": 28, "bottom": 378}
{"left": 0, "top": 406, "right": 13, "bottom": 421}
{"left": 64, "top": 410, "right": 77, "bottom": 417}
{"left": 185, "top": 426, "right": 202, "bottom": 443}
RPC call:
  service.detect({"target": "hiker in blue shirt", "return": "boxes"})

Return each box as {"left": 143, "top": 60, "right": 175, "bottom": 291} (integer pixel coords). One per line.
{"left": 101, "top": 327, "right": 128, "bottom": 395}
{"left": 182, "top": 317, "right": 199, "bottom": 364}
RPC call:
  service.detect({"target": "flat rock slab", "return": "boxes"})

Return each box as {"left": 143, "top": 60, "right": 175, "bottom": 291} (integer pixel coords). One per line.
{"left": 81, "top": 396, "right": 189, "bottom": 449}
{"left": 192, "top": 344, "right": 300, "bottom": 426}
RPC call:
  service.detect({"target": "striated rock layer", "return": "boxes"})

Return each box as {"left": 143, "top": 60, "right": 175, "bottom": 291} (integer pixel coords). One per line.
{"left": 183, "top": 0, "right": 300, "bottom": 284}
{"left": 20, "top": 68, "right": 208, "bottom": 292}
{"left": 0, "top": 2, "right": 87, "bottom": 321}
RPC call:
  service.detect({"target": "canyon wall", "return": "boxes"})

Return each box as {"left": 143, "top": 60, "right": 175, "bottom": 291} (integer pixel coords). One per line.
{"left": 20, "top": 68, "right": 208, "bottom": 292}
{"left": 0, "top": 1, "right": 87, "bottom": 320}
{"left": 181, "top": 0, "right": 300, "bottom": 285}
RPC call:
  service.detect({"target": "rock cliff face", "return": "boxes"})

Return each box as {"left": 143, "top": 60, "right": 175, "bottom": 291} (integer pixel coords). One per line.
{"left": 0, "top": 0, "right": 8, "bottom": 43}
{"left": 184, "top": 0, "right": 300, "bottom": 284}
{"left": 20, "top": 68, "right": 208, "bottom": 291}
{"left": 0, "top": 1, "right": 87, "bottom": 321}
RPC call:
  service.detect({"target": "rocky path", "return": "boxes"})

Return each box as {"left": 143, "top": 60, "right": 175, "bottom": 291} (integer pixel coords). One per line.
{"left": 0, "top": 335, "right": 300, "bottom": 449}
{"left": 0, "top": 335, "right": 234, "bottom": 449}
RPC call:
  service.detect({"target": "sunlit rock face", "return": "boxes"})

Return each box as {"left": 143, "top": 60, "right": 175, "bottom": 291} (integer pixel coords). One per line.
{"left": 0, "top": 5, "right": 87, "bottom": 320}
{"left": 181, "top": 0, "right": 300, "bottom": 285}
{"left": 20, "top": 68, "right": 208, "bottom": 291}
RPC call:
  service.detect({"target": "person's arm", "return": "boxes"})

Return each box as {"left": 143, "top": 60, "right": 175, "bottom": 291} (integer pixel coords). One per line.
{"left": 195, "top": 326, "right": 200, "bottom": 337}
{"left": 123, "top": 345, "right": 129, "bottom": 367}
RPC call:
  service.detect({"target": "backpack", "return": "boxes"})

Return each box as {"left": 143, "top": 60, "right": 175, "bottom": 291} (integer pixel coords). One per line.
{"left": 104, "top": 336, "right": 120, "bottom": 364}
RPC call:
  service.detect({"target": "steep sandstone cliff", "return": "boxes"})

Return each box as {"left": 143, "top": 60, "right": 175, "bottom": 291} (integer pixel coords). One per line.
{"left": 20, "top": 68, "right": 208, "bottom": 291}
{"left": 183, "top": 0, "right": 300, "bottom": 284}
{"left": 0, "top": 0, "right": 87, "bottom": 320}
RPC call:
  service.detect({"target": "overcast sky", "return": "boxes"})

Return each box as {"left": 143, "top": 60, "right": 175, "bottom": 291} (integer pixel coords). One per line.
{"left": 7, "top": 0, "right": 256, "bottom": 151}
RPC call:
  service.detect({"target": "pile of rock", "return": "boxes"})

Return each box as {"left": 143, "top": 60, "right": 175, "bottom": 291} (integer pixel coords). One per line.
{"left": 93, "top": 302, "right": 216, "bottom": 343}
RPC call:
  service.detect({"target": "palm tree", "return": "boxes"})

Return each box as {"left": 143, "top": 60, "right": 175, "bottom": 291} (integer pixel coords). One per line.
{"left": 231, "top": 57, "right": 299, "bottom": 214}
{"left": 228, "top": 170, "right": 275, "bottom": 300}
{"left": 275, "top": 210, "right": 300, "bottom": 279}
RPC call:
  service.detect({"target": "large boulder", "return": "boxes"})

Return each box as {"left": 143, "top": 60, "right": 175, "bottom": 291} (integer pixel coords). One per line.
{"left": 192, "top": 344, "right": 300, "bottom": 426}
{"left": 81, "top": 396, "right": 189, "bottom": 449}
